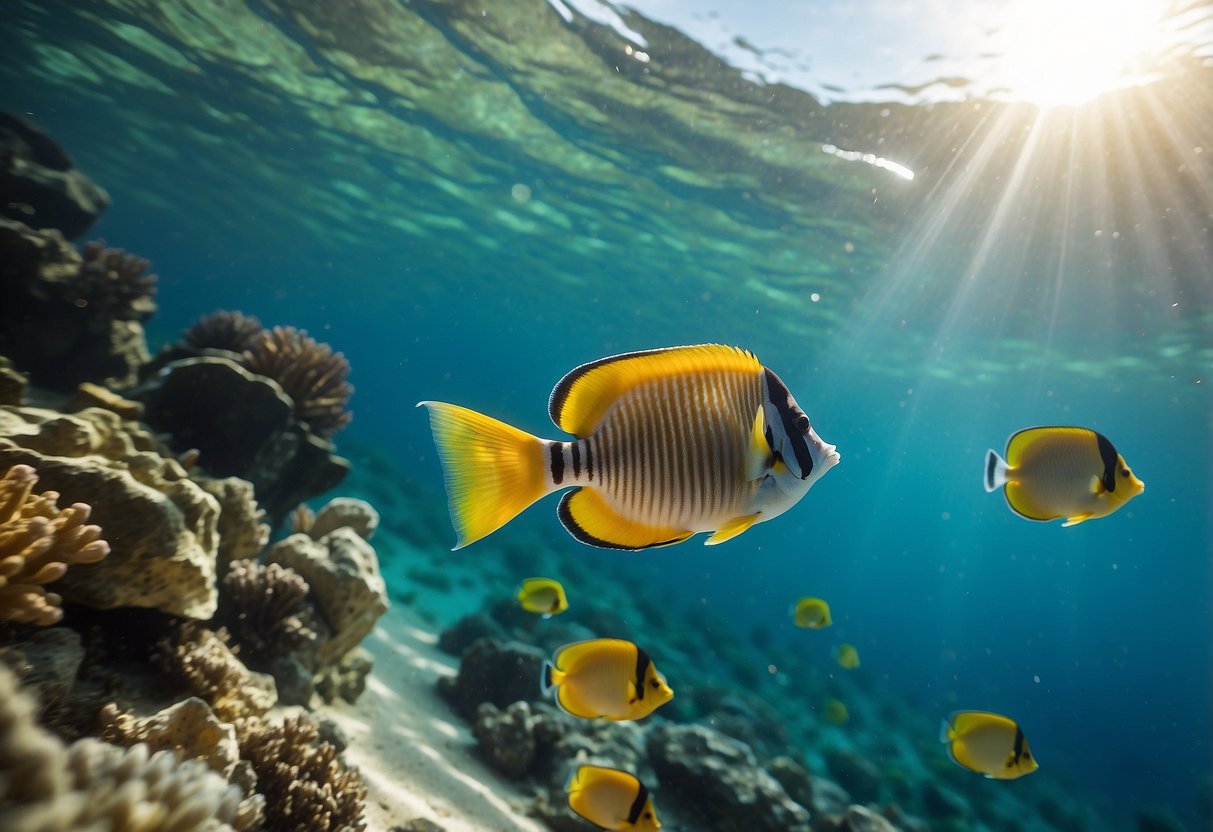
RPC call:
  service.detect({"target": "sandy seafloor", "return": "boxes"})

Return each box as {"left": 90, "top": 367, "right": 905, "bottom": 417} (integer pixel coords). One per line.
{"left": 331, "top": 603, "right": 547, "bottom": 832}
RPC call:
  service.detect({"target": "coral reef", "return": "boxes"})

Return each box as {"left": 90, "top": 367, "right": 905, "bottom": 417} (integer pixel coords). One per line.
{"left": 242, "top": 326, "right": 353, "bottom": 438}
{"left": 183, "top": 310, "right": 265, "bottom": 354}
{"left": 238, "top": 715, "right": 367, "bottom": 832}
{"left": 156, "top": 624, "right": 277, "bottom": 722}
{"left": 0, "top": 407, "right": 220, "bottom": 619}
{"left": 0, "top": 663, "right": 250, "bottom": 832}
{"left": 75, "top": 240, "right": 157, "bottom": 321}
{"left": 437, "top": 637, "right": 547, "bottom": 720}
{"left": 266, "top": 527, "right": 388, "bottom": 669}
{"left": 0, "top": 463, "right": 109, "bottom": 625}
{"left": 217, "top": 559, "right": 317, "bottom": 666}
{"left": 307, "top": 497, "right": 379, "bottom": 541}
{"left": 0, "top": 220, "right": 150, "bottom": 390}
{"left": 99, "top": 697, "right": 240, "bottom": 778}
{"left": 0, "top": 112, "right": 109, "bottom": 239}
{"left": 0, "top": 627, "right": 85, "bottom": 711}
{"left": 137, "top": 356, "right": 350, "bottom": 527}
{"left": 198, "top": 478, "right": 269, "bottom": 576}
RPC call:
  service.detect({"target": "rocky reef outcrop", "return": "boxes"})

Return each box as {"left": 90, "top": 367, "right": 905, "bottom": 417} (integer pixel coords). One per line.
{"left": 0, "top": 115, "right": 382, "bottom": 832}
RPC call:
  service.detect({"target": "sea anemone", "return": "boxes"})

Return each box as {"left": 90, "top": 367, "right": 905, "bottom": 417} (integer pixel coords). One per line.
{"left": 73, "top": 240, "right": 157, "bottom": 321}
{"left": 183, "top": 310, "right": 265, "bottom": 353}
{"left": 0, "top": 463, "right": 110, "bottom": 626}
{"left": 242, "top": 326, "right": 353, "bottom": 437}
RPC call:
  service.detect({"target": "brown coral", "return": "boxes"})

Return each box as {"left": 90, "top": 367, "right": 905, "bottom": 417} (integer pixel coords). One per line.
{"left": 242, "top": 326, "right": 353, "bottom": 437}
{"left": 217, "top": 560, "right": 317, "bottom": 665}
{"left": 183, "top": 310, "right": 265, "bottom": 353}
{"left": 0, "top": 463, "right": 110, "bottom": 626}
{"left": 238, "top": 715, "right": 367, "bottom": 832}
{"left": 156, "top": 623, "right": 276, "bottom": 722}
{"left": 73, "top": 239, "right": 157, "bottom": 321}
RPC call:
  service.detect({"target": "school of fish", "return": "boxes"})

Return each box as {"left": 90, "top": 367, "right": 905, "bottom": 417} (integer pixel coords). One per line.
{"left": 421, "top": 344, "right": 1146, "bottom": 827}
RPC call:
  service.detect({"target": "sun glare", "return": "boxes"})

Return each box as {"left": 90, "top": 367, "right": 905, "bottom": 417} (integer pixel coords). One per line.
{"left": 990, "top": 0, "right": 1170, "bottom": 107}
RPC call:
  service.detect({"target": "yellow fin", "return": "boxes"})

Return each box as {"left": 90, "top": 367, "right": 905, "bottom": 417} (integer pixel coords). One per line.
{"left": 558, "top": 488, "right": 692, "bottom": 550}
{"left": 1090, "top": 475, "right": 1107, "bottom": 495}
{"left": 1062, "top": 513, "right": 1093, "bottom": 527}
{"left": 417, "top": 401, "right": 548, "bottom": 549}
{"left": 705, "top": 513, "right": 761, "bottom": 546}
{"left": 548, "top": 344, "right": 763, "bottom": 437}
{"left": 746, "top": 405, "right": 772, "bottom": 480}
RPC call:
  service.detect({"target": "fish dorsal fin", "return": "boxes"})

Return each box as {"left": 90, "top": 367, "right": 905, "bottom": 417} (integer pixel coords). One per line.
{"left": 705, "top": 513, "right": 761, "bottom": 546}
{"left": 548, "top": 344, "right": 763, "bottom": 437}
{"left": 1005, "top": 426, "right": 1094, "bottom": 466}
{"left": 746, "top": 405, "right": 773, "bottom": 480}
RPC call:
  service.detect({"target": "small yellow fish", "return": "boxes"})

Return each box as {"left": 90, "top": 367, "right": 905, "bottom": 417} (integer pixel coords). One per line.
{"left": 835, "top": 643, "right": 860, "bottom": 670}
{"left": 793, "top": 597, "right": 832, "bottom": 629}
{"left": 822, "top": 698, "right": 849, "bottom": 725}
{"left": 567, "top": 765, "right": 661, "bottom": 831}
{"left": 419, "top": 344, "right": 840, "bottom": 550}
{"left": 517, "top": 577, "right": 568, "bottom": 617}
{"left": 984, "top": 426, "right": 1143, "bottom": 526}
{"left": 940, "top": 710, "right": 1039, "bottom": 780}
{"left": 542, "top": 638, "right": 673, "bottom": 721}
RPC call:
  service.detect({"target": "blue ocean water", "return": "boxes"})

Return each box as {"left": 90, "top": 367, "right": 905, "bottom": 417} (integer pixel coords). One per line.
{"left": 3, "top": 1, "right": 1210, "bottom": 829}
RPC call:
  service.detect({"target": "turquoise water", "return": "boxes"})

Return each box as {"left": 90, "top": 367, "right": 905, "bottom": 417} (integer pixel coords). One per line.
{"left": 3, "top": 1, "right": 1211, "bottom": 828}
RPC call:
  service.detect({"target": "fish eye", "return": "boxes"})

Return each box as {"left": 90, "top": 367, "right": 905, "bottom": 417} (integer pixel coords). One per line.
{"left": 794, "top": 413, "right": 810, "bottom": 433}
{"left": 644, "top": 812, "right": 653, "bottom": 819}
{"left": 1120, "top": 468, "right": 1130, "bottom": 477}
{"left": 650, "top": 679, "right": 661, "bottom": 689}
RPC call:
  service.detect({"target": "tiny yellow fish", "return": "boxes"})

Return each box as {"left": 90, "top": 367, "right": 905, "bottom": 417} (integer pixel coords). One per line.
{"left": 984, "top": 426, "right": 1143, "bottom": 526}
{"left": 793, "top": 597, "right": 832, "bottom": 629}
{"left": 822, "top": 698, "right": 849, "bottom": 725}
{"left": 567, "top": 765, "right": 661, "bottom": 831}
{"left": 419, "top": 344, "right": 840, "bottom": 550}
{"left": 940, "top": 710, "right": 1039, "bottom": 780}
{"left": 542, "top": 638, "right": 673, "bottom": 721}
{"left": 517, "top": 577, "right": 568, "bottom": 617}
{"left": 835, "top": 643, "right": 860, "bottom": 670}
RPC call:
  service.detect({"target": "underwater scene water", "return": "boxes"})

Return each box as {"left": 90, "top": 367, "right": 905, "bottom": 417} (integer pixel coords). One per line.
{"left": 2, "top": 1, "right": 1211, "bottom": 831}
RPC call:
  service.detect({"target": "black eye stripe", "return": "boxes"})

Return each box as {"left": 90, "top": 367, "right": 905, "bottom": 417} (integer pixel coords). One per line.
{"left": 764, "top": 367, "right": 814, "bottom": 478}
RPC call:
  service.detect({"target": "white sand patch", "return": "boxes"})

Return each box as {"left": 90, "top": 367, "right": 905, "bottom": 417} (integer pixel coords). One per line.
{"left": 327, "top": 604, "right": 549, "bottom": 832}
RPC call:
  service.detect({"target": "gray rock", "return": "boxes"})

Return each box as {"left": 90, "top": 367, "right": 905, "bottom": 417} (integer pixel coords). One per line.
{"left": 837, "top": 805, "right": 899, "bottom": 832}
{"left": 310, "top": 497, "right": 378, "bottom": 541}
{"left": 266, "top": 653, "right": 316, "bottom": 707}
{"left": 315, "top": 646, "right": 374, "bottom": 704}
{"left": 391, "top": 819, "right": 446, "bottom": 832}
{"left": 437, "top": 637, "right": 545, "bottom": 720}
{"left": 648, "top": 723, "right": 811, "bottom": 832}
{"left": 0, "top": 113, "right": 109, "bottom": 238}
{"left": 437, "top": 613, "right": 501, "bottom": 656}
{"left": 267, "top": 528, "right": 387, "bottom": 669}
{"left": 474, "top": 701, "right": 537, "bottom": 778}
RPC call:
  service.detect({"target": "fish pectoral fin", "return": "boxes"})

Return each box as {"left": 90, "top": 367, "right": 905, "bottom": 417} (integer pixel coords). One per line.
{"left": 1089, "top": 475, "right": 1107, "bottom": 495}
{"left": 705, "top": 513, "right": 761, "bottom": 546}
{"left": 746, "top": 405, "right": 773, "bottom": 480}
{"left": 1062, "top": 513, "right": 1093, "bottom": 527}
{"left": 558, "top": 488, "right": 692, "bottom": 550}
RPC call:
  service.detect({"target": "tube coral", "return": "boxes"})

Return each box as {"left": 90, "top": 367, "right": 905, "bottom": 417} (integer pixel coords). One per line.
{"left": 0, "top": 463, "right": 110, "bottom": 626}
{"left": 242, "top": 326, "right": 353, "bottom": 437}
{"left": 183, "top": 310, "right": 265, "bottom": 353}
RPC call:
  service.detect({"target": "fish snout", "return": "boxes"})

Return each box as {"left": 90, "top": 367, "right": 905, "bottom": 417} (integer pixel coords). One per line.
{"left": 807, "top": 428, "right": 841, "bottom": 475}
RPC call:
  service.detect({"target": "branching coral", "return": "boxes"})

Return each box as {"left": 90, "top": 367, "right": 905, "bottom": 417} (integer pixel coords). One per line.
{"left": 242, "top": 326, "right": 353, "bottom": 437}
{"left": 217, "top": 560, "right": 317, "bottom": 665}
{"left": 156, "top": 623, "right": 276, "bottom": 722}
{"left": 238, "top": 715, "right": 367, "bottom": 832}
{"left": 183, "top": 310, "right": 265, "bottom": 353}
{"left": 0, "top": 463, "right": 110, "bottom": 626}
{"left": 73, "top": 239, "right": 157, "bottom": 321}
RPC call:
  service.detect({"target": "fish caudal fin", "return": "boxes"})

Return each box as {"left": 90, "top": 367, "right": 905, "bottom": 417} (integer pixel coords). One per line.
{"left": 540, "top": 662, "right": 562, "bottom": 697}
{"left": 417, "top": 401, "right": 549, "bottom": 549}
{"left": 983, "top": 449, "right": 1008, "bottom": 493}
{"left": 939, "top": 718, "right": 956, "bottom": 744}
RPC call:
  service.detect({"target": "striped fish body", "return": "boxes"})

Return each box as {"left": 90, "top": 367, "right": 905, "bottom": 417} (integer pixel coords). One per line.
{"left": 545, "top": 363, "right": 764, "bottom": 542}
{"left": 418, "top": 344, "right": 840, "bottom": 550}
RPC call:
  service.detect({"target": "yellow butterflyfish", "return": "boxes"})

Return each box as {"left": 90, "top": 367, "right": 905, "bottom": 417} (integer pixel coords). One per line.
{"left": 566, "top": 765, "right": 661, "bottom": 831}
{"left": 940, "top": 710, "right": 1039, "bottom": 780}
{"left": 517, "top": 577, "right": 568, "bottom": 617}
{"left": 542, "top": 638, "right": 673, "bottom": 721}
{"left": 793, "top": 597, "right": 832, "bottom": 629}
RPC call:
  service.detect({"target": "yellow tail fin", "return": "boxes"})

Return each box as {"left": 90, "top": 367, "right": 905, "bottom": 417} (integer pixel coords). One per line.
{"left": 417, "top": 401, "right": 548, "bottom": 549}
